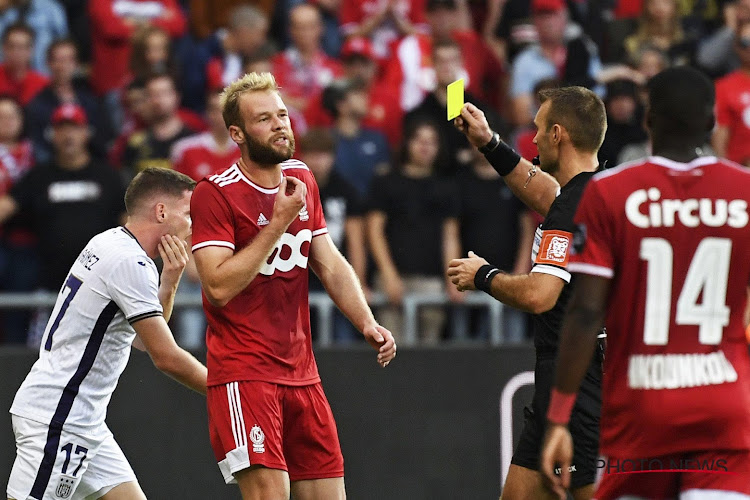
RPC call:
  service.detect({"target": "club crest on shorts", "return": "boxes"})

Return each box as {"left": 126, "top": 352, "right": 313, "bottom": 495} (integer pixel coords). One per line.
{"left": 55, "top": 475, "right": 76, "bottom": 498}
{"left": 250, "top": 425, "right": 265, "bottom": 453}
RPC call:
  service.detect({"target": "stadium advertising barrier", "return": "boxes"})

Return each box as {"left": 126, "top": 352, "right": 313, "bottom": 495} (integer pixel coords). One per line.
{"left": 1, "top": 346, "right": 535, "bottom": 499}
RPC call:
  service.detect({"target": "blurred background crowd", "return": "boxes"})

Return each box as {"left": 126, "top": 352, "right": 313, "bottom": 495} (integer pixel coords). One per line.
{"left": 0, "top": 0, "right": 746, "bottom": 348}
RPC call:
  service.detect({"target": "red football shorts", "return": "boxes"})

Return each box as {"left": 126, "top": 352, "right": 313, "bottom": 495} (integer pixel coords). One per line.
{"left": 595, "top": 449, "right": 750, "bottom": 499}
{"left": 207, "top": 381, "right": 344, "bottom": 483}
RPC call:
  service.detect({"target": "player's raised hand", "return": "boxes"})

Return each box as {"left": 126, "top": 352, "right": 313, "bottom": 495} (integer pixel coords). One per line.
{"left": 453, "top": 103, "right": 494, "bottom": 149}
{"left": 540, "top": 424, "right": 574, "bottom": 499}
{"left": 273, "top": 176, "right": 307, "bottom": 226}
{"left": 158, "top": 234, "right": 189, "bottom": 288}
{"left": 446, "top": 251, "right": 489, "bottom": 292}
{"left": 363, "top": 322, "right": 397, "bottom": 367}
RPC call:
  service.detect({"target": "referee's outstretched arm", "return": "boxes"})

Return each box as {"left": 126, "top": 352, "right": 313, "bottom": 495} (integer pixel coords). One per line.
{"left": 454, "top": 102, "right": 559, "bottom": 217}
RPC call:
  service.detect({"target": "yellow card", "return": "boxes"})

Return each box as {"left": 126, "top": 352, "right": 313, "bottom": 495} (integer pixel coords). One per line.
{"left": 446, "top": 78, "right": 464, "bottom": 120}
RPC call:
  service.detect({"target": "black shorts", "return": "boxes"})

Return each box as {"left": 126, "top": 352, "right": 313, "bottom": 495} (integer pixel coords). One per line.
{"left": 511, "top": 345, "right": 603, "bottom": 489}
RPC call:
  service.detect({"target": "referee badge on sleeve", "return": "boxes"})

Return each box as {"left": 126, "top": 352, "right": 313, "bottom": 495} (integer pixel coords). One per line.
{"left": 534, "top": 229, "right": 573, "bottom": 267}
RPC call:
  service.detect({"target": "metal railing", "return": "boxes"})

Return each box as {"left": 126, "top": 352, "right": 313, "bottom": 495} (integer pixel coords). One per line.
{"left": 0, "top": 291, "right": 507, "bottom": 347}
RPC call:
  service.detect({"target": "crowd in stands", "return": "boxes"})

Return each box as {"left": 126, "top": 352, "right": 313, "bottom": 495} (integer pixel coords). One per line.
{"left": 0, "top": 0, "right": 746, "bottom": 347}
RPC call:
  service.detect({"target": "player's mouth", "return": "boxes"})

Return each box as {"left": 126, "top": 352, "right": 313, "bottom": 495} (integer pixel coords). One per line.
{"left": 272, "top": 135, "right": 289, "bottom": 146}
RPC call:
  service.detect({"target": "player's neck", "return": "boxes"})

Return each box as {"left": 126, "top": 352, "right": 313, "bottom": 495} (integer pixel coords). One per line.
{"left": 651, "top": 141, "right": 702, "bottom": 163}
{"left": 555, "top": 147, "right": 598, "bottom": 187}
{"left": 123, "top": 220, "right": 159, "bottom": 259}
{"left": 238, "top": 156, "right": 281, "bottom": 189}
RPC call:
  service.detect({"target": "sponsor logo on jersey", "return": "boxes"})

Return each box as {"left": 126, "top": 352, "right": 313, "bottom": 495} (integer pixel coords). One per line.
{"left": 257, "top": 213, "right": 269, "bottom": 226}
{"left": 250, "top": 425, "right": 265, "bottom": 453}
{"left": 299, "top": 205, "right": 309, "bottom": 222}
{"left": 625, "top": 188, "right": 749, "bottom": 229}
{"left": 627, "top": 350, "right": 738, "bottom": 390}
{"left": 534, "top": 230, "right": 573, "bottom": 266}
{"left": 259, "top": 229, "right": 312, "bottom": 276}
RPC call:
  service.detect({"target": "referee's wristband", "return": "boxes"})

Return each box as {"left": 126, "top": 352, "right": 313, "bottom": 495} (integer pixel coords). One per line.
{"left": 480, "top": 133, "right": 521, "bottom": 176}
{"left": 474, "top": 264, "right": 500, "bottom": 294}
{"left": 547, "top": 388, "right": 576, "bottom": 426}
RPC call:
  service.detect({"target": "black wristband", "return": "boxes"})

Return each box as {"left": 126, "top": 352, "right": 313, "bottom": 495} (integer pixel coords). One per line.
{"left": 483, "top": 138, "right": 522, "bottom": 177}
{"left": 474, "top": 264, "right": 501, "bottom": 294}
{"left": 478, "top": 132, "right": 500, "bottom": 153}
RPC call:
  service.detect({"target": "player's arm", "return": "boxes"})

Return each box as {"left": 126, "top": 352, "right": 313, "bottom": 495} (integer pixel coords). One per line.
{"left": 454, "top": 102, "right": 559, "bottom": 216}
{"left": 540, "top": 273, "right": 611, "bottom": 496}
{"left": 344, "top": 215, "right": 369, "bottom": 296}
{"left": 157, "top": 235, "right": 189, "bottom": 322}
{"left": 447, "top": 252, "right": 565, "bottom": 313}
{"left": 133, "top": 316, "right": 207, "bottom": 395}
{"left": 309, "top": 233, "right": 396, "bottom": 367}
{"left": 193, "top": 176, "right": 306, "bottom": 308}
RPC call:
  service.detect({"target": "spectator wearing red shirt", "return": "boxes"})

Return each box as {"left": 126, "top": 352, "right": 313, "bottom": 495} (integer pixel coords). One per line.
{"left": 272, "top": 2, "right": 343, "bottom": 128}
{"left": 0, "top": 23, "right": 48, "bottom": 106}
{"left": 382, "top": 0, "right": 504, "bottom": 112}
{"left": 88, "top": 0, "right": 186, "bottom": 96}
{"left": 171, "top": 91, "right": 240, "bottom": 182}
{"left": 305, "top": 36, "right": 403, "bottom": 149}
{"left": 340, "top": 0, "right": 429, "bottom": 60}
{"left": 713, "top": 21, "right": 750, "bottom": 166}
{"left": 205, "top": 5, "right": 269, "bottom": 91}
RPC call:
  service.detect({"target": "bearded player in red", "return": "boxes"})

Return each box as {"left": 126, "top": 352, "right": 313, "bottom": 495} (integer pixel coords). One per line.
{"left": 190, "top": 72, "right": 397, "bottom": 500}
{"left": 541, "top": 67, "right": 750, "bottom": 499}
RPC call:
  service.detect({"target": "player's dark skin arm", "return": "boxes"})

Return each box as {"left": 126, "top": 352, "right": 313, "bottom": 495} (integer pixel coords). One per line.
{"left": 553, "top": 274, "right": 610, "bottom": 393}
{"left": 540, "top": 273, "right": 611, "bottom": 498}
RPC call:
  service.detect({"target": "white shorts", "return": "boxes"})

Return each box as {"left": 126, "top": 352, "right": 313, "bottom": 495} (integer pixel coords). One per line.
{"left": 7, "top": 415, "right": 137, "bottom": 500}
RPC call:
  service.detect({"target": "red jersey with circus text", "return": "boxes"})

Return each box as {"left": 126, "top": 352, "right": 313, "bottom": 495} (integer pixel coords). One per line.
{"left": 570, "top": 155, "right": 750, "bottom": 458}
{"left": 191, "top": 159, "right": 327, "bottom": 387}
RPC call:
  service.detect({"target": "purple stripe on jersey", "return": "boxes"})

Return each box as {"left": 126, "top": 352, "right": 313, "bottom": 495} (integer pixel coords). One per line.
{"left": 29, "top": 300, "right": 120, "bottom": 499}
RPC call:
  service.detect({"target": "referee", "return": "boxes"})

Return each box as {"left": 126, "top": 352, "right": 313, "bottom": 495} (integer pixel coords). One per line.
{"left": 447, "top": 87, "right": 607, "bottom": 500}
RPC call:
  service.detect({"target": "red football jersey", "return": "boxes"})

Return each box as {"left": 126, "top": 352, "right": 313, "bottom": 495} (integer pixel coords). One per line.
{"left": 171, "top": 132, "right": 240, "bottom": 181}
{"left": 191, "top": 159, "right": 327, "bottom": 387}
{"left": 339, "top": 0, "right": 428, "bottom": 60}
{"left": 570, "top": 155, "right": 750, "bottom": 458}
{"left": 715, "top": 71, "right": 750, "bottom": 165}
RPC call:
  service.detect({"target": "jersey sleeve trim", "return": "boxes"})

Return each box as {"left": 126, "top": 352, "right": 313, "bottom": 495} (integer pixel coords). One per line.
{"left": 192, "top": 240, "right": 236, "bottom": 252}
{"left": 531, "top": 264, "right": 571, "bottom": 283}
{"left": 127, "top": 310, "right": 162, "bottom": 324}
{"left": 568, "top": 262, "right": 614, "bottom": 278}
{"left": 312, "top": 228, "right": 328, "bottom": 237}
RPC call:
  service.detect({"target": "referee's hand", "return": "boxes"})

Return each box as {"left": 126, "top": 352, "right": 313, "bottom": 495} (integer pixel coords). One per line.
{"left": 453, "top": 103, "right": 493, "bottom": 149}
{"left": 447, "top": 251, "right": 488, "bottom": 292}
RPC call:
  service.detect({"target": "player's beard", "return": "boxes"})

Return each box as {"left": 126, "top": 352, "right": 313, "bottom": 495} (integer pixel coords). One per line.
{"left": 243, "top": 126, "right": 295, "bottom": 166}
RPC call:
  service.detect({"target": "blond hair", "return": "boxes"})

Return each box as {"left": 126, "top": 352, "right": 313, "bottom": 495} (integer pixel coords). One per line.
{"left": 220, "top": 72, "right": 279, "bottom": 129}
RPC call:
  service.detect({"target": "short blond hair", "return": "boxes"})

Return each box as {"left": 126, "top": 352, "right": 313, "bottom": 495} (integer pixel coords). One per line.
{"left": 220, "top": 72, "right": 279, "bottom": 129}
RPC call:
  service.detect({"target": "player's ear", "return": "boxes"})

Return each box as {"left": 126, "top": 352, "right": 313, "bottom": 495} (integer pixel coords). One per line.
{"left": 552, "top": 124, "right": 562, "bottom": 144}
{"left": 229, "top": 125, "right": 245, "bottom": 145}
{"left": 155, "top": 202, "right": 166, "bottom": 223}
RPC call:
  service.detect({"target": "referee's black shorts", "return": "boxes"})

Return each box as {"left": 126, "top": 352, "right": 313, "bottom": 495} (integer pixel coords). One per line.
{"left": 510, "top": 344, "right": 603, "bottom": 489}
